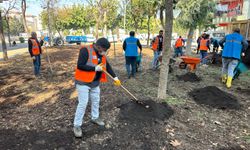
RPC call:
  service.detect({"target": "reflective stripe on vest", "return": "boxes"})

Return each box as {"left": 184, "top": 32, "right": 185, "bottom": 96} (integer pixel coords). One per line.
{"left": 75, "top": 45, "right": 107, "bottom": 83}
{"left": 199, "top": 39, "right": 209, "bottom": 50}
{"left": 86, "top": 45, "right": 96, "bottom": 67}
{"left": 226, "top": 40, "right": 241, "bottom": 45}
{"left": 30, "top": 39, "right": 40, "bottom": 55}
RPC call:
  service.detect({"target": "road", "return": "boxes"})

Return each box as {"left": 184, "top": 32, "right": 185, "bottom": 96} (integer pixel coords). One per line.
{"left": 0, "top": 42, "right": 28, "bottom": 60}
{"left": 0, "top": 43, "right": 28, "bottom": 52}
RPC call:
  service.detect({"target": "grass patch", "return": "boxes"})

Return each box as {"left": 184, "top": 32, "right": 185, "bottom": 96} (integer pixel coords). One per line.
{"left": 243, "top": 135, "right": 250, "bottom": 143}
{"left": 165, "top": 97, "right": 186, "bottom": 105}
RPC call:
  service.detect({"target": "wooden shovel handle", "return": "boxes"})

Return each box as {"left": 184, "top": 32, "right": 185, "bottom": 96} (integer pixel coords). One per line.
{"left": 102, "top": 70, "right": 139, "bottom": 101}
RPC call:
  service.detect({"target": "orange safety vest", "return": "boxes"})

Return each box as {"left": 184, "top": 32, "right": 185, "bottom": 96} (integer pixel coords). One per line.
{"left": 75, "top": 45, "right": 107, "bottom": 83}
{"left": 199, "top": 38, "right": 209, "bottom": 51}
{"left": 175, "top": 38, "right": 183, "bottom": 48}
{"left": 152, "top": 36, "right": 159, "bottom": 51}
{"left": 30, "top": 39, "right": 40, "bottom": 56}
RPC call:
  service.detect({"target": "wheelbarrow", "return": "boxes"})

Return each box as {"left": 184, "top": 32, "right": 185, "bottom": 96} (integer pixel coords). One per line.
{"left": 179, "top": 56, "right": 201, "bottom": 72}
{"left": 136, "top": 54, "right": 142, "bottom": 72}
{"left": 233, "top": 61, "right": 249, "bottom": 79}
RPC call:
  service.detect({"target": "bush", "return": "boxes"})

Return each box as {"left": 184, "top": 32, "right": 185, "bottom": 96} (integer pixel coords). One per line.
{"left": 19, "top": 37, "right": 25, "bottom": 43}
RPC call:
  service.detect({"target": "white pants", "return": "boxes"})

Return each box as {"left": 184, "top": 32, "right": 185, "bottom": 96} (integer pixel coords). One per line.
{"left": 222, "top": 58, "right": 239, "bottom": 77}
{"left": 73, "top": 84, "right": 100, "bottom": 127}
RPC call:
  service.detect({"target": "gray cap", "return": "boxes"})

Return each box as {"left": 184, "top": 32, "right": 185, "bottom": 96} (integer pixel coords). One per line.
{"left": 95, "top": 38, "right": 110, "bottom": 50}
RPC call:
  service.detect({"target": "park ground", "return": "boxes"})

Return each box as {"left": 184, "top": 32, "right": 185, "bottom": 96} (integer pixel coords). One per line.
{"left": 0, "top": 44, "right": 250, "bottom": 150}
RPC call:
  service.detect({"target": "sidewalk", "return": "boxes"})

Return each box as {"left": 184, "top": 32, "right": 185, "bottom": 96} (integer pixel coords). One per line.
{"left": 0, "top": 48, "right": 28, "bottom": 60}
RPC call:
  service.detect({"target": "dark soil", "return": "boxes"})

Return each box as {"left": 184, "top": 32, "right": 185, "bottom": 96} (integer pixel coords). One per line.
{"left": 189, "top": 86, "right": 241, "bottom": 109}
{"left": 118, "top": 100, "right": 174, "bottom": 124}
{"left": 237, "top": 87, "right": 250, "bottom": 95}
{"left": 176, "top": 72, "right": 201, "bottom": 82}
{"left": 217, "top": 145, "right": 244, "bottom": 150}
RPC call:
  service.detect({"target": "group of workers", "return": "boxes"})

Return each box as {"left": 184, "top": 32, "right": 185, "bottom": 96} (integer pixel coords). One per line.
{"left": 27, "top": 27, "right": 248, "bottom": 138}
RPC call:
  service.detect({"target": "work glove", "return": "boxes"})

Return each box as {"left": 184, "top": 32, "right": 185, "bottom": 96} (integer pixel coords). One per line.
{"left": 113, "top": 77, "right": 121, "bottom": 86}
{"left": 95, "top": 63, "right": 103, "bottom": 72}
{"left": 32, "top": 56, "right": 36, "bottom": 60}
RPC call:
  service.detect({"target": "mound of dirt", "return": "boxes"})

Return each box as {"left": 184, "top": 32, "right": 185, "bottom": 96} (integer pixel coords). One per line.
{"left": 236, "top": 87, "right": 250, "bottom": 95}
{"left": 118, "top": 100, "right": 174, "bottom": 124}
{"left": 176, "top": 72, "right": 201, "bottom": 82}
{"left": 189, "top": 86, "right": 241, "bottom": 109}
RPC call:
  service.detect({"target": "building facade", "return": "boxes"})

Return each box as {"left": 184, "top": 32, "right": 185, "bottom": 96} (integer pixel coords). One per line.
{"left": 213, "top": 0, "right": 250, "bottom": 40}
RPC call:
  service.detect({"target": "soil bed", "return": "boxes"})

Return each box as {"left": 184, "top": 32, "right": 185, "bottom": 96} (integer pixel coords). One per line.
{"left": 176, "top": 72, "right": 201, "bottom": 82}
{"left": 189, "top": 86, "right": 241, "bottom": 109}
{"left": 118, "top": 100, "right": 174, "bottom": 124}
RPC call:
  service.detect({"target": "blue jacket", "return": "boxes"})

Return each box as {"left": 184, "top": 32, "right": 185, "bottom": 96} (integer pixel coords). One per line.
{"left": 220, "top": 32, "right": 248, "bottom": 60}
{"left": 123, "top": 37, "right": 141, "bottom": 56}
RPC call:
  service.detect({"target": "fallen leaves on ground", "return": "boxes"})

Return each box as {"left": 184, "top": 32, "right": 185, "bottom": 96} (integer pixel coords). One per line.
{"left": 170, "top": 139, "right": 181, "bottom": 147}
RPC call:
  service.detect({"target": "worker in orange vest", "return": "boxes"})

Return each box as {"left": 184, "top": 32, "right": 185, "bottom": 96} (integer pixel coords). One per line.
{"left": 73, "top": 38, "right": 121, "bottom": 138}
{"left": 198, "top": 34, "right": 210, "bottom": 65}
{"left": 151, "top": 30, "right": 164, "bottom": 69}
{"left": 28, "top": 32, "right": 43, "bottom": 76}
{"left": 174, "top": 36, "right": 185, "bottom": 58}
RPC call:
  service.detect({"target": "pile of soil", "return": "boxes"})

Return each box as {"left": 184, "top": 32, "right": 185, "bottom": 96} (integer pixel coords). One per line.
{"left": 189, "top": 86, "right": 240, "bottom": 109}
{"left": 236, "top": 87, "right": 250, "bottom": 95}
{"left": 176, "top": 72, "right": 201, "bottom": 82}
{"left": 118, "top": 100, "right": 174, "bottom": 124}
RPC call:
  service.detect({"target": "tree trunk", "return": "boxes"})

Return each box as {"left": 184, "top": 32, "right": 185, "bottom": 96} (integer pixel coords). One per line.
{"left": 95, "top": 22, "right": 99, "bottom": 39}
{"left": 6, "top": 16, "right": 11, "bottom": 47}
{"left": 21, "top": 0, "right": 29, "bottom": 33}
{"left": 157, "top": 0, "right": 173, "bottom": 100}
{"left": 47, "top": 0, "right": 53, "bottom": 46}
{"left": 111, "top": 29, "right": 116, "bottom": 58}
{"left": 0, "top": 10, "right": 8, "bottom": 60}
{"left": 104, "top": 11, "right": 107, "bottom": 37}
{"left": 160, "top": 7, "right": 164, "bottom": 28}
{"left": 186, "top": 28, "right": 194, "bottom": 55}
{"left": 116, "top": 26, "right": 120, "bottom": 40}
{"left": 147, "top": 15, "right": 151, "bottom": 47}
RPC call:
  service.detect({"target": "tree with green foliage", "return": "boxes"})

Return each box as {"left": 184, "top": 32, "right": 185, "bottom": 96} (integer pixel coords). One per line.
{"left": 87, "top": 0, "right": 119, "bottom": 39}
{"left": 3, "top": 0, "right": 17, "bottom": 47}
{"left": 126, "top": 0, "right": 146, "bottom": 33}
{"left": 176, "top": 0, "right": 215, "bottom": 54}
{"left": 144, "top": 0, "right": 158, "bottom": 46}
{"left": 173, "top": 20, "right": 188, "bottom": 37}
{"left": 9, "top": 17, "right": 25, "bottom": 36}
{"left": 68, "top": 5, "right": 95, "bottom": 34}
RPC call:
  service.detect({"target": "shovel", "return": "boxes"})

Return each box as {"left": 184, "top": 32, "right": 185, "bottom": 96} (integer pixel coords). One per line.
{"left": 102, "top": 70, "right": 146, "bottom": 106}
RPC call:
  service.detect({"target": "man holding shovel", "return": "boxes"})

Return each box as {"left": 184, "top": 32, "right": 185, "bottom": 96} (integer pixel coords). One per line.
{"left": 73, "top": 38, "right": 121, "bottom": 138}
{"left": 28, "top": 32, "right": 43, "bottom": 77}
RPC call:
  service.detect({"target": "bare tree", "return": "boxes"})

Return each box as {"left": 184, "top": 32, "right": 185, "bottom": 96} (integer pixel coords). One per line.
{"left": 157, "top": 0, "right": 173, "bottom": 99}
{"left": 87, "top": 0, "right": 104, "bottom": 39}
{"left": 21, "top": 0, "right": 28, "bottom": 33}
{"left": 87, "top": 0, "right": 116, "bottom": 39}
{"left": 0, "top": 9, "right": 8, "bottom": 60}
{"left": 3, "top": 0, "right": 17, "bottom": 47}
